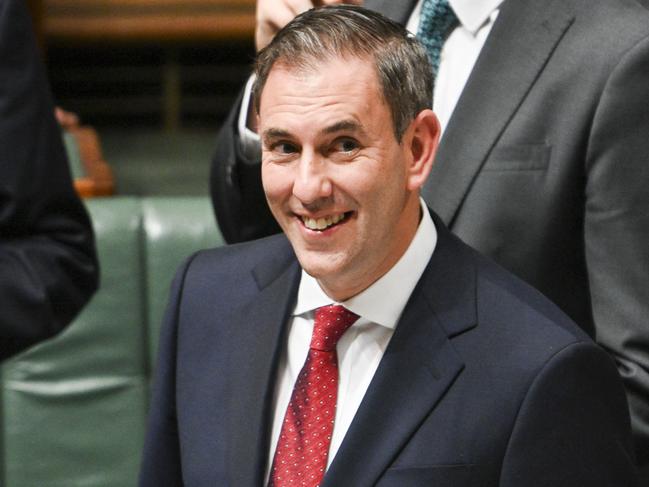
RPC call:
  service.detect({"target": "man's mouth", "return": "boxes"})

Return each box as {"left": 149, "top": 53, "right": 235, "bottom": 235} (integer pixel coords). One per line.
{"left": 300, "top": 212, "right": 350, "bottom": 231}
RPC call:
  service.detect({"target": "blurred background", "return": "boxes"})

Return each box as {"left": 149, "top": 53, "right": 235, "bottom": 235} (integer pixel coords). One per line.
{"left": 0, "top": 4, "right": 252, "bottom": 486}
{"left": 28, "top": 0, "right": 256, "bottom": 197}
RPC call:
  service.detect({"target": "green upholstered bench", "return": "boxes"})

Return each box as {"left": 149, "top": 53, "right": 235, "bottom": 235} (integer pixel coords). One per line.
{"left": 0, "top": 196, "right": 223, "bottom": 487}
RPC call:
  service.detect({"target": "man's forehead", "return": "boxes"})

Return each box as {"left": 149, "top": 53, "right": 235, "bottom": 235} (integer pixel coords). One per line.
{"left": 260, "top": 70, "right": 378, "bottom": 130}
{"left": 268, "top": 53, "right": 375, "bottom": 81}
{"left": 260, "top": 55, "right": 381, "bottom": 111}
{"left": 258, "top": 53, "right": 393, "bottom": 139}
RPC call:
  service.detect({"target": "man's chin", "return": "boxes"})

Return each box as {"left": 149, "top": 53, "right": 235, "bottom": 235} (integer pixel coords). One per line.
{"left": 294, "top": 250, "right": 345, "bottom": 280}
{"left": 298, "top": 260, "right": 338, "bottom": 281}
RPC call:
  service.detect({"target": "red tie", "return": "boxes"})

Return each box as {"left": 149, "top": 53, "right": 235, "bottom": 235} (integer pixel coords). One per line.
{"left": 269, "top": 305, "right": 359, "bottom": 487}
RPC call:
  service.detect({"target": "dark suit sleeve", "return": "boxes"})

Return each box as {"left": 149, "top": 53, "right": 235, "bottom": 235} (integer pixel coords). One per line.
{"left": 500, "top": 342, "right": 639, "bottom": 486}
{"left": 0, "top": 0, "right": 98, "bottom": 360}
{"left": 583, "top": 33, "right": 649, "bottom": 465}
{"left": 209, "top": 89, "right": 281, "bottom": 244}
{"left": 139, "top": 259, "right": 188, "bottom": 486}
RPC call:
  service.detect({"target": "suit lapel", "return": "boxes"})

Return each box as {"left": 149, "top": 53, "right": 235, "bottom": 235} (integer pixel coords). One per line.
{"left": 227, "top": 241, "right": 301, "bottom": 487}
{"left": 322, "top": 216, "right": 478, "bottom": 486}
{"left": 423, "top": 0, "right": 575, "bottom": 224}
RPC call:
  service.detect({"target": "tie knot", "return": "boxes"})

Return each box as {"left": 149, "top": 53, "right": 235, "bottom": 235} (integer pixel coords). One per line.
{"left": 417, "top": 0, "right": 459, "bottom": 76}
{"left": 311, "top": 305, "right": 359, "bottom": 352}
{"left": 419, "top": 0, "right": 457, "bottom": 30}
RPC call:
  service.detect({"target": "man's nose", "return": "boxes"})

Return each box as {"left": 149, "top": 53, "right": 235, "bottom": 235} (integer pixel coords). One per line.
{"left": 292, "top": 151, "right": 333, "bottom": 205}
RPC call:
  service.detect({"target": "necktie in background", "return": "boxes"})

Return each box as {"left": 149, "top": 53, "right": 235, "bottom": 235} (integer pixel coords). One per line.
{"left": 269, "top": 305, "right": 359, "bottom": 487}
{"left": 417, "top": 0, "right": 459, "bottom": 78}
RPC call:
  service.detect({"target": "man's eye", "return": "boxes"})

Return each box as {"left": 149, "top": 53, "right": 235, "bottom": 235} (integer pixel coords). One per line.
{"left": 276, "top": 142, "right": 298, "bottom": 154}
{"left": 334, "top": 138, "right": 359, "bottom": 153}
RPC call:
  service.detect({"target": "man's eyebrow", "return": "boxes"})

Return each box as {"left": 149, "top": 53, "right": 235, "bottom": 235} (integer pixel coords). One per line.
{"left": 322, "top": 120, "right": 363, "bottom": 135}
{"left": 261, "top": 120, "right": 365, "bottom": 144}
{"left": 261, "top": 128, "right": 292, "bottom": 144}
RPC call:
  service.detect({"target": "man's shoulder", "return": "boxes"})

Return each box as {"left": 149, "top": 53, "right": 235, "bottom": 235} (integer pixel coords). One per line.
{"left": 187, "top": 232, "right": 293, "bottom": 276}
{"left": 437, "top": 232, "right": 611, "bottom": 391}
{"left": 168, "top": 232, "right": 296, "bottom": 316}
{"left": 575, "top": 0, "right": 649, "bottom": 44}
{"left": 477, "top": 252, "right": 589, "bottom": 341}
{"left": 524, "top": 0, "right": 649, "bottom": 43}
{"left": 438, "top": 224, "right": 592, "bottom": 352}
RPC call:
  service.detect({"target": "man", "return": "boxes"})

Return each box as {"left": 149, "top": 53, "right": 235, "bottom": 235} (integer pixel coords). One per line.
{"left": 142, "top": 7, "right": 638, "bottom": 485}
{"left": 210, "top": 0, "right": 649, "bottom": 469}
{"left": 0, "top": 0, "right": 98, "bottom": 360}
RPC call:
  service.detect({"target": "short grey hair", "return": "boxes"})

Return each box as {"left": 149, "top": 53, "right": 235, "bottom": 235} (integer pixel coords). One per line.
{"left": 252, "top": 5, "right": 433, "bottom": 141}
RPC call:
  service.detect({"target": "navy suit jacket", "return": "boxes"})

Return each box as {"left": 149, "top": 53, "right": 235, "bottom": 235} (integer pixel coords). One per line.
{"left": 140, "top": 212, "right": 637, "bottom": 486}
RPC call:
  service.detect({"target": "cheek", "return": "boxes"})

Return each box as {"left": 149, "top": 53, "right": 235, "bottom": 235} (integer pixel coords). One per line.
{"left": 345, "top": 152, "right": 406, "bottom": 195}
{"left": 262, "top": 163, "right": 293, "bottom": 203}
{"left": 358, "top": 158, "right": 410, "bottom": 218}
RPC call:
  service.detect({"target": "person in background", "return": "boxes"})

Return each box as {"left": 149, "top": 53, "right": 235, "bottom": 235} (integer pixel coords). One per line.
{"left": 0, "top": 0, "right": 98, "bottom": 360}
{"left": 209, "top": 0, "right": 649, "bottom": 474}
{"left": 141, "top": 7, "right": 639, "bottom": 485}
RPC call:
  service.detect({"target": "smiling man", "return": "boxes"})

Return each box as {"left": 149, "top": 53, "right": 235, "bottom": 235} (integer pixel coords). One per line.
{"left": 139, "top": 6, "right": 639, "bottom": 487}
{"left": 259, "top": 52, "right": 437, "bottom": 302}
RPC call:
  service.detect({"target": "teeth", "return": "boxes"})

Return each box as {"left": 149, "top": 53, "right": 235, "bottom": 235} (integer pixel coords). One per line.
{"left": 302, "top": 213, "right": 346, "bottom": 231}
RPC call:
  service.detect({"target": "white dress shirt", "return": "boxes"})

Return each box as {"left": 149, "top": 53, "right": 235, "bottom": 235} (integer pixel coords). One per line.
{"left": 238, "top": 0, "right": 503, "bottom": 158}
{"left": 265, "top": 199, "right": 437, "bottom": 480}
{"left": 406, "top": 0, "right": 502, "bottom": 130}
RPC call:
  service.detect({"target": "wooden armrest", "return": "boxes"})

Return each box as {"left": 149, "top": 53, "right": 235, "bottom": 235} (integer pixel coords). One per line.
{"left": 66, "top": 125, "right": 115, "bottom": 198}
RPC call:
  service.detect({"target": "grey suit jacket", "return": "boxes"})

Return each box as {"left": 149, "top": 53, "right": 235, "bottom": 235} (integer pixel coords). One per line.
{"left": 209, "top": 0, "right": 649, "bottom": 465}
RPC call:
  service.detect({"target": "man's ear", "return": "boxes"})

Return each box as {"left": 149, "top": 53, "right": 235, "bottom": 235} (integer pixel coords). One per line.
{"left": 404, "top": 109, "right": 441, "bottom": 191}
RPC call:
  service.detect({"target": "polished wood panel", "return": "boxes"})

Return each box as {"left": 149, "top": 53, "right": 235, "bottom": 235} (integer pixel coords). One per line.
{"left": 44, "top": 0, "right": 256, "bottom": 43}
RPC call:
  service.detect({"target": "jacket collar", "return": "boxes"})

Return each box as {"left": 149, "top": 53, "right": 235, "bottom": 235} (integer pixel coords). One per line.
{"left": 227, "top": 236, "right": 301, "bottom": 486}
{"left": 452, "top": 0, "right": 503, "bottom": 34}
{"left": 322, "top": 212, "right": 477, "bottom": 485}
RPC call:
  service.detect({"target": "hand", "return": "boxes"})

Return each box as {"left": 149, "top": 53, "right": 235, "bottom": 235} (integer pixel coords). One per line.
{"left": 255, "top": 0, "right": 363, "bottom": 51}
{"left": 54, "top": 107, "right": 80, "bottom": 130}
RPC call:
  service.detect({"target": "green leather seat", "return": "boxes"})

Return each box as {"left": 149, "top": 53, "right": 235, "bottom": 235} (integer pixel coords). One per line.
{"left": 1, "top": 196, "right": 223, "bottom": 487}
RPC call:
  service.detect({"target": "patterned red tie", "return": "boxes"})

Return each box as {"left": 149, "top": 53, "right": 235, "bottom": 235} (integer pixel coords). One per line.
{"left": 269, "top": 305, "right": 359, "bottom": 487}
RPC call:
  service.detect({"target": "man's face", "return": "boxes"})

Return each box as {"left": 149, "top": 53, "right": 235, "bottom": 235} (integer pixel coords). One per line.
{"left": 259, "top": 55, "right": 426, "bottom": 301}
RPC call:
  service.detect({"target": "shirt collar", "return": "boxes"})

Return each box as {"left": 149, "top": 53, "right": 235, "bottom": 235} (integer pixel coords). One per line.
{"left": 450, "top": 0, "right": 503, "bottom": 34}
{"left": 293, "top": 198, "right": 437, "bottom": 329}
